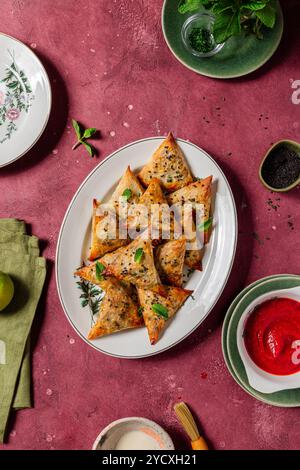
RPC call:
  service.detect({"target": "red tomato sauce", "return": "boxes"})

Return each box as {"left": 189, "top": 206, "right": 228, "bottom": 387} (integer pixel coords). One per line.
{"left": 244, "top": 297, "right": 300, "bottom": 376}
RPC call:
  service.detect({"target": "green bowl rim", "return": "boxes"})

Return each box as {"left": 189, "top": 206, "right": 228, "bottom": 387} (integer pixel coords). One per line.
{"left": 259, "top": 139, "right": 300, "bottom": 192}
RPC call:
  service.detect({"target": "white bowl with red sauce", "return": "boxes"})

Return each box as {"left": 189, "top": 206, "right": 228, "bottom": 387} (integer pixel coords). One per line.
{"left": 237, "top": 286, "right": 300, "bottom": 394}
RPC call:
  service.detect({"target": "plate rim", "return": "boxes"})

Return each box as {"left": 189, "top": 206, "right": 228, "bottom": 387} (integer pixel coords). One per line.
{"left": 161, "top": 0, "right": 284, "bottom": 79}
{"left": 55, "top": 135, "right": 238, "bottom": 359}
{"left": 0, "top": 32, "right": 52, "bottom": 168}
{"left": 225, "top": 275, "right": 300, "bottom": 407}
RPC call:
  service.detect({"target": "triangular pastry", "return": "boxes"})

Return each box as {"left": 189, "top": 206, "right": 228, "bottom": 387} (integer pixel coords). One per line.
{"left": 100, "top": 236, "right": 162, "bottom": 291}
{"left": 128, "top": 178, "right": 171, "bottom": 241}
{"left": 167, "top": 176, "right": 213, "bottom": 244}
{"left": 87, "top": 277, "right": 143, "bottom": 340}
{"left": 138, "top": 132, "right": 193, "bottom": 193}
{"left": 137, "top": 285, "right": 192, "bottom": 345}
{"left": 89, "top": 199, "right": 128, "bottom": 261}
{"left": 155, "top": 238, "right": 186, "bottom": 287}
{"left": 109, "top": 166, "right": 144, "bottom": 210}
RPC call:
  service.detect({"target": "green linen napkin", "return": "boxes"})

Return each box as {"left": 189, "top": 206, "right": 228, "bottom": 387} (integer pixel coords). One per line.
{"left": 0, "top": 219, "right": 46, "bottom": 443}
{"left": 0, "top": 220, "right": 38, "bottom": 413}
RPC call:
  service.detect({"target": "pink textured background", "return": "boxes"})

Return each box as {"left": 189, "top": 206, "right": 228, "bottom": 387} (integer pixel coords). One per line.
{"left": 1, "top": 0, "right": 300, "bottom": 450}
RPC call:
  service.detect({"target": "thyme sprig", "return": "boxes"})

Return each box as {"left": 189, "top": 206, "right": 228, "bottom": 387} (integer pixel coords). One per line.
{"left": 76, "top": 277, "right": 104, "bottom": 325}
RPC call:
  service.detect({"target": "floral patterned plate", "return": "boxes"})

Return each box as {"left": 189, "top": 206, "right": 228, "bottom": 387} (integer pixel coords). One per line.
{"left": 0, "top": 33, "right": 51, "bottom": 167}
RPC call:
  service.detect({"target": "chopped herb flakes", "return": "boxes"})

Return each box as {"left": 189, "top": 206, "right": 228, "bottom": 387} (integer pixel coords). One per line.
{"left": 138, "top": 306, "right": 144, "bottom": 317}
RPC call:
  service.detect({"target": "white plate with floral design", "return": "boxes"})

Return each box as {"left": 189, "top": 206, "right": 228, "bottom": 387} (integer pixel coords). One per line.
{"left": 0, "top": 33, "right": 51, "bottom": 167}
{"left": 56, "top": 136, "right": 237, "bottom": 358}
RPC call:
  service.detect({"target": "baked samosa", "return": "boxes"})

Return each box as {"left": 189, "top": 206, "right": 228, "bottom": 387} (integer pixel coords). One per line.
{"left": 137, "top": 285, "right": 192, "bottom": 345}
{"left": 87, "top": 278, "right": 143, "bottom": 340}
{"left": 155, "top": 239, "right": 186, "bottom": 287}
{"left": 138, "top": 132, "right": 193, "bottom": 193}
{"left": 100, "top": 236, "right": 162, "bottom": 291}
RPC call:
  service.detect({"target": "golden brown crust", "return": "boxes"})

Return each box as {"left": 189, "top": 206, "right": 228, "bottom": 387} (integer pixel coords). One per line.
{"left": 184, "top": 249, "right": 203, "bottom": 271}
{"left": 87, "top": 278, "right": 143, "bottom": 340}
{"left": 89, "top": 199, "right": 128, "bottom": 261}
{"left": 138, "top": 133, "right": 193, "bottom": 192}
{"left": 155, "top": 239, "right": 186, "bottom": 287}
{"left": 109, "top": 166, "right": 144, "bottom": 209}
{"left": 167, "top": 175, "right": 212, "bottom": 220}
{"left": 128, "top": 178, "right": 170, "bottom": 241}
{"left": 167, "top": 176, "right": 213, "bottom": 265}
{"left": 74, "top": 263, "right": 134, "bottom": 297}
{"left": 99, "top": 236, "right": 161, "bottom": 290}
{"left": 137, "top": 285, "right": 192, "bottom": 345}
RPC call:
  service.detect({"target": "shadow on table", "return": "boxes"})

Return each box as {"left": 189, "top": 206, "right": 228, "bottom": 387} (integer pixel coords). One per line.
{"left": 143, "top": 160, "right": 255, "bottom": 362}
{"left": 225, "top": 0, "right": 300, "bottom": 83}
{"left": 0, "top": 52, "right": 68, "bottom": 174}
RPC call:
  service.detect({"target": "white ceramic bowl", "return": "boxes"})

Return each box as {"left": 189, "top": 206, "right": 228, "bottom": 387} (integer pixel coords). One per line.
{"left": 92, "top": 417, "right": 174, "bottom": 451}
{"left": 237, "top": 286, "right": 300, "bottom": 394}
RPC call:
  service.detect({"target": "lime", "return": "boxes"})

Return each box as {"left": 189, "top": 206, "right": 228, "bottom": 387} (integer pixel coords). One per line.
{"left": 0, "top": 272, "right": 14, "bottom": 311}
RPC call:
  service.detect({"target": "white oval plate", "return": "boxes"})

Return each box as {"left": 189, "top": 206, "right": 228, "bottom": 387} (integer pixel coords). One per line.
{"left": 237, "top": 285, "right": 300, "bottom": 394}
{"left": 0, "top": 33, "right": 51, "bottom": 167}
{"left": 56, "top": 136, "right": 237, "bottom": 358}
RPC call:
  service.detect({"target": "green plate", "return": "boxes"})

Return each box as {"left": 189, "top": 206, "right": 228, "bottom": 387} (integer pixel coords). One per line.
{"left": 162, "top": 0, "right": 284, "bottom": 79}
{"left": 224, "top": 275, "right": 300, "bottom": 407}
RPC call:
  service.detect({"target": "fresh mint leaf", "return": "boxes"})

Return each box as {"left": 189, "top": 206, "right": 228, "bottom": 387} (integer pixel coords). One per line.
{"left": 72, "top": 119, "right": 82, "bottom": 140}
{"left": 198, "top": 217, "right": 213, "bottom": 232}
{"left": 178, "top": 0, "right": 275, "bottom": 43}
{"left": 72, "top": 120, "right": 98, "bottom": 157}
{"left": 122, "top": 188, "right": 132, "bottom": 201}
{"left": 134, "top": 248, "right": 144, "bottom": 264}
{"left": 83, "top": 141, "right": 95, "bottom": 158}
{"left": 83, "top": 128, "right": 97, "bottom": 139}
{"left": 213, "top": 8, "right": 241, "bottom": 43}
{"left": 95, "top": 261, "right": 105, "bottom": 281}
{"left": 151, "top": 303, "right": 169, "bottom": 319}
{"left": 178, "top": 0, "right": 202, "bottom": 14}
{"left": 212, "top": 0, "right": 234, "bottom": 15}
{"left": 241, "top": 1, "right": 268, "bottom": 11}
{"left": 255, "top": 4, "right": 276, "bottom": 28}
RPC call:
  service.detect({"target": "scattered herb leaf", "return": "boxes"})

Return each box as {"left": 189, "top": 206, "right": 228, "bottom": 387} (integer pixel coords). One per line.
{"left": 72, "top": 119, "right": 98, "bottom": 157}
{"left": 83, "top": 128, "right": 97, "bottom": 139}
{"left": 134, "top": 248, "right": 144, "bottom": 264}
{"left": 122, "top": 188, "right": 132, "bottom": 201}
{"left": 152, "top": 303, "right": 169, "bottom": 319}
{"left": 198, "top": 217, "right": 213, "bottom": 232}
{"left": 83, "top": 141, "right": 96, "bottom": 158}
{"left": 95, "top": 261, "right": 105, "bottom": 281}
{"left": 72, "top": 119, "right": 82, "bottom": 140}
